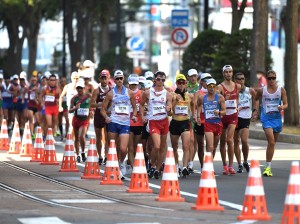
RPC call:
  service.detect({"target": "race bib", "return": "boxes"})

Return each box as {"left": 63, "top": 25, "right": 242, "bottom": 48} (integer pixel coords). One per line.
{"left": 205, "top": 110, "right": 218, "bottom": 119}
{"left": 238, "top": 99, "right": 250, "bottom": 110}
{"left": 174, "top": 105, "right": 188, "bottom": 116}
{"left": 115, "top": 104, "right": 129, "bottom": 115}
{"left": 136, "top": 103, "right": 140, "bottom": 112}
{"left": 152, "top": 105, "right": 166, "bottom": 116}
{"left": 225, "top": 100, "right": 237, "bottom": 109}
{"left": 266, "top": 103, "right": 279, "bottom": 114}
{"left": 45, "top": 95, "right": 55, "bottom": 102}
{"left": 77, "top": 108, "right": 89, "bottom": 116}
{"left": 29, "top": 92, "right": 35, "bottom": 100}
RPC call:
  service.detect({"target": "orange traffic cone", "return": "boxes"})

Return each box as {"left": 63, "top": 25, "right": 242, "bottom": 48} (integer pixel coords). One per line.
{"left": 30, "top": 126, "right": 44, "bottom": 162}
{"left": 40, "top": 128, "right": 59, "bottom": 165}
{"left": 81, "top": 137, "right": 101, "bottom": 178}
{"left": 127, "top": 144, "right": 152, "bottom": 193}
{"left": 0, "top": 119, "right": 10, "bottom": 150}
{"left": 7, "top": 119, "right": 21, "bottom": 154}
{"left": 100, "top": 140, "right": 123, "bottom": 185}
{"left": 237, "top": 159, "right": 271, "bottom": 221}
{"left": 156, "top": 147, "right": 184, "bottom": 202}
{"left": 281, "top": 161, "right": 300, "bottom": 224}
{"left": 20, "top": 122, "right": 33, "bottom": 157}
{"left": 192, "top": 152, "right": 224, "bottom": 211}
{"left": 60, "top": 131, "right": 79, "bottom": 172}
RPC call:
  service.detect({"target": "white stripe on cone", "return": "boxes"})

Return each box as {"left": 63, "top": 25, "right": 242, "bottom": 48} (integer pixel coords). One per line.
{"left": 132, "top": 166, "right": 147, "bottom": 174}
{"left": 135, "top": 152, "right": 144, "bottom": 159}
{"left": 245, "top": 186, "right": 265, "bottom": 196}
{"left": 284, "top": 194, "right": 300, "bottom": 205}
{"left": 106, "top": 161, "right": 119, "bottom": 167}
{"left": 288, "top": 174, "right": 300, "bottom": 184}
{"left": 199, "top": 179, "right": 217, "bottom": 188}
{"left": 162, "top": 173, "right": 178, "bottom": 181}
{"left": 202, "top": 162, "right": 214, "bottom": 172}
{"left": 63, "top": 150, "right": 75, "bottom": 156}
{"left": 86, "top": 156, "right": 98, "bottom": 163}
{"left": 165, "top": 157, "right": 175, "bottom": 165}
{"left": 248, "top": 167, "right": 262, "bottom": 178}
{"left": 108, "top": 147, "right": 117, "bottom": 154}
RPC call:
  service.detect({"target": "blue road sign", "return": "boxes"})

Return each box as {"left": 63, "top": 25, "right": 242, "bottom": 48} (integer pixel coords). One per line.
{"left": 126, "top": 36, "right": 145, "bottom": 51}
{"left": 171, "top": 9, "right": 189, "bottom": 28}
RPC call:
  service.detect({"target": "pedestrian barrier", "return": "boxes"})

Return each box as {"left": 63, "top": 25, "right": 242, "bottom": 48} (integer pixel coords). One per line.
{"left": 7, "top": 119, "right": 21, "bottom": 154}
{"left": 192, "top": 152, "right": 224, "bottom": 211}
{"left": 100, "top": 139, "right": 123, "bottom": 185}
{"left": 60, "top": 131, "right": 79, "bottom": 172}
{"left": 237, "top": 159, "right": 271, "bottom": 221}
{"left": 30, "top": 126, "right": 44, "bottom": 162}
{"left": 156, "top": 147, "right": 184, "bottom": 202}
{"left": 20, "top": 122, "right": 33, "bottom": 157}
{"left": 40, "top": 128, "right": 59, "bottom": 165}
{"left": 281, "top": 161, "right": 300, "bottom": 224}
{"left": 127, "top": 144, "right": 152, "bottom": 193}
{"left": 0, "top": 119, "right": 10, "bottom": 150}
{"left": 81, "top": 137, "right": 102, "bottom": 178}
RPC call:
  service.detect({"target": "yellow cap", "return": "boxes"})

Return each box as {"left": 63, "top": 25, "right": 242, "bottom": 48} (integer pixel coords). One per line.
{"left": 176, "top": 74, "right": 186, "bottom": 81}
{"left": 32, "top": 70, "right": 38, "bottom": 76}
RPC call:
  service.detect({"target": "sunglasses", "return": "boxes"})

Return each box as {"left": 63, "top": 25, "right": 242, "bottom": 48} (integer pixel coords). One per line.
{"left": 156, "top": 78, "right": 165, "bottom": 82}
{"left": 76, "top": 87, "right": 83, "bottom": 90}
{"left": 236, "top": 77, "right": 245, "bottom": 80}
{"left": 267, "top": 77, "right": 276, "bottom": 80}
{"left": 207, "top": 84, "right": 216, "bottom": 88}
{"left": 177, "top": 81, "right": 186, "bottom": 85}
{"left": 115, "top": 77, "right": 123, "bottom": 81}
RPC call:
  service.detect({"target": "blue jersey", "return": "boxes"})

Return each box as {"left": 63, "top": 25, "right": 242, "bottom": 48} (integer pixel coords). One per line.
{"left": 203, "top": 94, "right": 221, "bottom": 123}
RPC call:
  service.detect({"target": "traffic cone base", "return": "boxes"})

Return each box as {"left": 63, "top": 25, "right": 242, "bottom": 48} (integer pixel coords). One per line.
{"left": 7, "top": 142, "right": 21, "bottom": 154}
{"left": 192, "top": 187, "right": 224, "bottom": 211}
{"left": 127, "top": 144, "right": 153, "bottom": 193}
{"left": 41, "top": 128, "right": 59, "bottom": 165}
{"left": 30, "top": 127, "right": 44, "bottom": 162}
{"left": 7, "top": 120, "right": 21, "bottom": 154}
{"left": 20, "top": 123, "right": 33, "bottom": 157}
{"left": 0, "top": 119, "right": 10, "bottom": 150}
{"left": 60, "top": 132, "right": 80, "bottom": 172}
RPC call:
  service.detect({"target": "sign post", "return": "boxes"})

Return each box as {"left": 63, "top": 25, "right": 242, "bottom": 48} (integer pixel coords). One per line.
{"left": 171, "top": 28, "right": 189, "bottom": 71}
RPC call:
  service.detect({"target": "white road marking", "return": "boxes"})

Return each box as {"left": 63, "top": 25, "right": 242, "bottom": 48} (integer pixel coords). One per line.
{"left": 51, "top": 199, "right": 114, "bottom": 203}
{"left": 18, "top": 217, "right": 71, "bottom": 224}
{"left": 117, "top": 223, "right": 161, "bottom": 224}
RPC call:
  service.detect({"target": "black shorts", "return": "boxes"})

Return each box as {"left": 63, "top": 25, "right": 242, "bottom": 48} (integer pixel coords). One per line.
{"left": 236, "top": 117, "right": 251, "bottom": 131}
{"left": 141, "top": 123, "right": 149, "bottom": 139}
{"left": 28, "top": 106, "right": 38, "bottom": 113}
{"left": 194, "top": 123, "right": 204, "bottom": 136}
{"left": 169, "top": 119, "right": 190, "bottom": 136}
{"left": 130, "top": 126, "right": 143, "bottom": 135}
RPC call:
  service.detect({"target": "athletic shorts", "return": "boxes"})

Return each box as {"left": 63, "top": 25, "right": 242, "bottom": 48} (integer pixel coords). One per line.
{"left": 236, "top": 117, "right": 251, "bottom": 131}
{"left": 169, "top": 119, "right": 190, "bottom": 136}
{"left": 16, "top": 99, "right": 27, "bottom": 111}
{"left": 72, "top": 116, "right": 89, "bottom": 129}
{"left": 194, "top": 123, "right": 204, "bottom": 136}
{"left": 204, "top": 122, "right": 223, "bottom": 136}
{"left": 28, "top": 106, "right": 38, "bottom": 113}
{"left": 2, "top": 98, "right": 12, "bottom": 110}
{"left": 262, "top": 118, "right": 282, "bottom": 133}
{"left": 45, "top": 105, "right": 59, "bottom": 116}
{"left": 94, "top": 115, "right": 106, "bottom": 129}
{"left": 108, "top": 122, "right": 130, "bottom": 134}
{"left": 148, "top": 118, "right": 169, "bottom": 135}
{"left": 222, "top": 113, "right": 238, "bottom": 129}
{"left": 130, "top": 126, "right": 143, "bottom": 135}
{"left": 141, "top": 123, "right": 150, "bottom": 139}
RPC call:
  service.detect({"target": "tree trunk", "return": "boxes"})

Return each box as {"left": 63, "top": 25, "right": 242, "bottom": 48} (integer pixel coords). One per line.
{"left": 84, "top": 0, "right": 94, "bottom": 62}
{"left": 230, "top": 0, "right": 247, "bottom": 34}
{"left": 283, "top": 1, "right": 299, "bottom": 125}
{"left": 250, "top": 0, "right": 268, "bottom": 86}
{"left": 99, "top": 21, "right": 110, "bottom": 56}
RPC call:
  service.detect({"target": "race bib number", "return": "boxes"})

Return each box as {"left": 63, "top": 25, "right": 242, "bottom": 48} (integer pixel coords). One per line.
{"left": 77, "top": 108, "right": 89, "bottom": 116}
{"left": 266, "top": 103, "right": 279, "bottom": 114}
{"left": 29, "top": 92, "right": 35, "bottom": 100}
{"left": 136, "top": 103, "right": 140, "bottom": 112}
{"left": 152, "top": 105, "right": 166, "bottom": 116}
{"left": 225, "top": 100, "right": 237, "bottom": 109}
{"left": 174, "top": 105, "right": 188, "bottom": 116}
{"left": 115, "top": 104, "right": 129, "bottom": 115}
{"left": 205, "top": 110, "right": 218, "bottom": 119}
{"left": 45, "top": 95, "right": 55, "bottom": 102}
{"left": 238, "top": 99, "right": 250, "bottom": 110}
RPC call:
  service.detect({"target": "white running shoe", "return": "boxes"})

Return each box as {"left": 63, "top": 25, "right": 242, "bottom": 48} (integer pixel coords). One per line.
{"left": 119, "top": 163, "right": 126, "bottom": 176}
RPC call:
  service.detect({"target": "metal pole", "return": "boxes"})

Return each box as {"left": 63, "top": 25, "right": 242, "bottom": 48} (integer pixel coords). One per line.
{"left": 62, "top": 0, "right": 66, "bottom": 77}
{"left": 178, "top": 45, "right": 181, "bottom": 72}
{"left": 204, "top": 0, "right": 209, "bottom": 29}
{"left": 148, "top": 0, "right": 153, "bottom": 71}
{"left": 115, "top": 0, "right": 121, "bottom": 69}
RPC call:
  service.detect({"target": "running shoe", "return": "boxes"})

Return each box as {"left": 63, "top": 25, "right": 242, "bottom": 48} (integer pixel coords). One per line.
{"left": 126, "top": 164, "right": 132, "bottom": 175}
{"left": 182, "top": 167, "right": 189, "bottom": 177}
{"left": 148, "top": 167, "right": 155, "bottom": 178}
{"left": 263, "top": 167, "right": 273, "bottom": 177}
{"left": 81, "top": 153, "right": 86, "bottom": 162}
{"left": 222, "top": 166, "right": 229, "bottom": 175}
{"left": 237, "top": 164, "right": 243, "bottom": 173}
{"left": 177, "top": 167, "right": 181, "bottom": 178}
{"left": 160, "top": 162, "right": 165, "bottom": 172}
{"left": 119, "top": 163, "right": 126, "bottom": 176}
{"left": 187, "top": 167, "right": 194, "bottom": 174}
{"left": 31, "top": 133, "right": 36, "bottom": 140}
{"left": 243, "top": 161, "right": 250, "bottom": 172}
{"left": 77, "top": 155, "right": 81, "bottom": 163}
{"left": 98, "top": 157, "right": 103, "bottom": 165}
{"left": 55, "top": 130, "right": 60, "bottom": 136}
{"left": 154, "top": 170, "right": 160, "bottom": 179}
{"left": 229, "top": 167, "right": 236, "bottom": 175}
{"left": 103, "top": 157, "right": 107, "bottom": 165}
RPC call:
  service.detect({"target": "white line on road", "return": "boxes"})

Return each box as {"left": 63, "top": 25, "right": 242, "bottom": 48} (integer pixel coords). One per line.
{"left": 18, "top": 217, "right": 71, "bottom": 224}
{"left": 51, "top": 199, "right": 114, "bottom": 203}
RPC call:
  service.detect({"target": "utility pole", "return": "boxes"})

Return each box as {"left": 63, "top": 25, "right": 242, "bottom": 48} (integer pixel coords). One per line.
{"left": 148, "top": 0, "right": 153, "bottom": 71}
{"left": 115, "top": 0, "right": 121, "bottom": 69}
{"left": 62, "top": 0, "right": 66, "bottom": 77}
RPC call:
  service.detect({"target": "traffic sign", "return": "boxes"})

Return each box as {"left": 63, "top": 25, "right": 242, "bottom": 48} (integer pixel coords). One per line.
{"left": 171, "top": 28, "right": 188, "bottom": 45}
{"left": 126, "top": 36, "right": 145, "bottom": 51}
{"left": 171, "top": 9, "right": 189, "bottom": 28}
{"left": 126, "top": 51, "right": 146, "bottom": 59}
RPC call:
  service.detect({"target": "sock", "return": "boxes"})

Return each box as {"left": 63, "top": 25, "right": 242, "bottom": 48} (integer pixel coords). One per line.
{"left": 266, "top": 162, "right": 271, "bottom": 168}
{"left": 59, "top": 125, "right": 63, "bottom": 136}
{"left": 188, "top": 161, "right": 193, "bottom": 168}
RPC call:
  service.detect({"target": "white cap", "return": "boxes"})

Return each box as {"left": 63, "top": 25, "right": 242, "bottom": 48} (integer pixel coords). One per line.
{"left": 76, "top": 78, "right": 85, "bottom": 88}
{"left": 144, "top": 80, "right": 153, "bottom": 88}
{"left": 20, "top": 71, "right": 27, "bottom": 79}
{"left": 144, "top": 71, "right": 154, "bottom": 79}
{"left": 71, "top": 71, "right": 79, "bottom": 80}
{"left": 206, "top": 78, "right": 217, "bottom": 85}
{"left": 201, "top": 73, "right": 212, "bottom": 80}
{"left": 83, "top": 60, "right": 95, "bottom": 68}
{"left": 128, "top": 74, "right": 139, "bottom": 84}
{"left": 114, "top": 70, "right": 124, "bottom": 78}
{"left": 222, "top": 65, "right": 233, "bottom": 72}
{"left": 44, "top": 71, "right": 51, "bottom": 79}
{"left": 188, "top": 69, "right": 198, "bottom": 76}
{"left": 12, "top": 74, "right": 19, "bottom": 80}
{"left": 139, "top": 76, "right": 146, "bottom": 83}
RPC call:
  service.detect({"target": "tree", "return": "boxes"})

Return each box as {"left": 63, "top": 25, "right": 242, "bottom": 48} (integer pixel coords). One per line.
{"left": 281, "top": 1, "right": 299, "bottom": 125}
{"left": 250, "top": 0, "right": 268, "bottom": 86}
{"left": 230, "top": 0, "right": 247, "bottom": 34}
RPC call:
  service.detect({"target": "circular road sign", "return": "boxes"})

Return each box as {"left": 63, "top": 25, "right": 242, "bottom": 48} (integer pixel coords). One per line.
{"left": 171, "top": 28, "right": 188, "bottom": 45}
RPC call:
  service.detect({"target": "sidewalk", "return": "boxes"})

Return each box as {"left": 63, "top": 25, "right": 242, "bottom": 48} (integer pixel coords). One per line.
{"left": 249, "top": 122, "right": 300, "bottom": 144}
